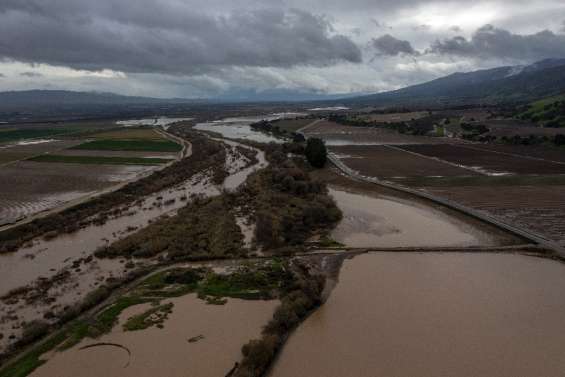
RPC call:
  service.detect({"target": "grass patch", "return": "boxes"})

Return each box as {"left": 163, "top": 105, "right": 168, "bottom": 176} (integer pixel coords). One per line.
{"left": 0, "top": 128, "right": 73, "bottom": 144}
{"left": 317, "top": 235, "right": 345, "bottom": 248}
{"left": 0, "top": 331, "right": 68, "bottom": 377}
{"left": 72, "top": 139, "right": 182, "bottom": 152}
{"left": 29, "top": 155, "right": 172, "bottom": 166}
{"left": 123, "top": 303, "right": 174, "bottom": 331}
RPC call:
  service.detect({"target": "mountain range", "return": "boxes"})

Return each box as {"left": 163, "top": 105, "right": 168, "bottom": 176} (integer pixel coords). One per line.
{"left": 342, "top": 58, "right": 565, "bottom": 107}
{"left": 0, "top": 59, "right": 564, "bottom": 112}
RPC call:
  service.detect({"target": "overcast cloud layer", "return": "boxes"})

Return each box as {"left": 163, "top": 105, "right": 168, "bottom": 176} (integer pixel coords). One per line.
{"left": 0, "top": 0, "right": 564, "bottom": 99}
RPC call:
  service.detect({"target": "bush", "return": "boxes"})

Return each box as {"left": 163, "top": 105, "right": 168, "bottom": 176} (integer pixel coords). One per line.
{"left": 305, "top": 138, "right": 327, "bottom": 168}
{"left": 15, "top": 321, "right": 50, "bottom": 349}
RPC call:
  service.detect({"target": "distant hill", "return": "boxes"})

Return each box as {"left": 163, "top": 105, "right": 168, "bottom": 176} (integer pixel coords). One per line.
{"left": 0, "top": 90, "right": 197, "bottom": 108}
{"left": 343, "top": 59, "right": 565, "bottom": 107}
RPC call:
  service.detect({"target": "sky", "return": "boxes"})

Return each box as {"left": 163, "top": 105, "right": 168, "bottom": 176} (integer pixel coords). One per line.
{"left": 0, "top": 0, "right": 564, "bottom": 100}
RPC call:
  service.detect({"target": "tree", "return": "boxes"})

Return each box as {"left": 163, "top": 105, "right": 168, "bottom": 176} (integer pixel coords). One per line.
{"left": 305, "top": 138, "right": 327, "bottom": 168}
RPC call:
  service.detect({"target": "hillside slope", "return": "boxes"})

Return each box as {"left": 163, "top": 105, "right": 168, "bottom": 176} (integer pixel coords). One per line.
{"left": 345, "top": 59, "right": 565, "bottom": 107}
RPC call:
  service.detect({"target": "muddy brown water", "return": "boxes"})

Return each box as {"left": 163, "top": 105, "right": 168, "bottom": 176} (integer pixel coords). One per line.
{"left": 32, "top": 295, "right": 277, "bottom": 377}
{"left": 329, "top": 187, "right": 498, "bottom": 248}
{"left": 270, "top": 253, "right": 565, "bottom": 377}
{"left": 0, "top": 138, "right": 266, "bottom": 351}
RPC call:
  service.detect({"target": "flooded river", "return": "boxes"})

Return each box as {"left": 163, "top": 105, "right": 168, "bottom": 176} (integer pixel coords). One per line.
{"left": 329, "top": 187, "right": 498, "bottom": 247}
{"left": 194, "top": 113, "right": 304, "bottom": 144}
{"left": 271, "top": 253, "right": 565, "bottom": 377}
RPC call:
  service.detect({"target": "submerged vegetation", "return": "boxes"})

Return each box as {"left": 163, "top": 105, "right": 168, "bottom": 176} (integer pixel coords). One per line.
{"left": 234, "top": 260, "right": 326, "bottom": 377}
{"left": 94, "top": 140, "right": 342, "bottom": 260}
{"left": 0, "top": 262, "right": 299, "bottom": 377}
{"left": 95, "top": 195, "right": 245, "bottom": 260}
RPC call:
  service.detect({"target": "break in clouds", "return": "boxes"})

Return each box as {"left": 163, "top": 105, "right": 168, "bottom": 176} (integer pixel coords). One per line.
{"left": 0, "top": 0, "right": 564, "bottom": 98}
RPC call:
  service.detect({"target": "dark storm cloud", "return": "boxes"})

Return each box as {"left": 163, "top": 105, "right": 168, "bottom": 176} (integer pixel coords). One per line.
{"left": 430, "top": 25, "right": 565, "bottom": 60}
{"left": 371, "top": 34, "right": 418, "bottom": 56}
{"left": 0, "top": 1, "right": 361, "bottom": 74}
{"left": 20, "top": 72, "right": 43, "bottom": 78}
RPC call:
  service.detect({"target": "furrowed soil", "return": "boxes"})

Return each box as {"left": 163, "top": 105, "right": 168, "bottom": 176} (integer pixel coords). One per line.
{"left": 330, "top": 145, "right": 479, "bottom": 178}
{"left": 398, "top": 144, "right": 565, "bottom": 175}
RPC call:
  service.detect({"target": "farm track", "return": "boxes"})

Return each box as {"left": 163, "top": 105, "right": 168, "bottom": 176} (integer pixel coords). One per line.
{"left": 327, "top": 153, "right": 565, "bottom": 256}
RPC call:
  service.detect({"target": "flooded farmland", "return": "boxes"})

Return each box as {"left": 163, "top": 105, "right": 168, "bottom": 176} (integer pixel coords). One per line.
{"left": 329, "top": 187, "right": 499, "bottom": 248}
{"left": 31, "top": 295, "right": 277, "bottom": 377}
{"left": 270, "top": 253, "right": 565, "bottom": 377}
{"left": 0, "top": 134, "right": 266, "bottom": 352}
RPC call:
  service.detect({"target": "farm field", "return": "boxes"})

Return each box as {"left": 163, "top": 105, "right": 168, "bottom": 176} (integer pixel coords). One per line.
{"left": 71, "top": 139, "right": 182, "bottom": 152}
{"left": 0, "top": 125, "right": 182, "bottom": 226}
{"left": 303, "top": 120, "right": 459, "bottom": 145}
{"left": 330, "top": 145, "right": 479, "bottom": 178}
{"left": 425, "top": 185, "right": 565, "bottom": 246}
{"left": 397, "top": 144, "right": 565, "bottom": 175}
{"left": 89, "top": 127, "right": 165, "bottom": 140}
{"left": 357, "top": 111, "right": 428, "bottom": 123}
{"left": 0, "top": 140, "right": 84, "bottom": 165}
{"left": 0, "top": 128, "right": 73, "bottom": 143}
{"left": 466, "top": 143, "right": 565, "bottom": 163}
{"left": 324, "top": 121, "right": 565, "bottom": 248}
{"left": 29, "top": 155, "right": 173, "bottom": 165}
{"left": 272, "top": 118, "right": 314, "bottom": 132}
{"left": 0, "top": 161, "right": 151, "bottom": 226}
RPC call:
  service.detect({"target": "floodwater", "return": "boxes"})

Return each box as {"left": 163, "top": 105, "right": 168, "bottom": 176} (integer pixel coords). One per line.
{"left": 0, "top": 137, "right": 267, "bottom": 351}
{"left": 270, "top": 253, "right": 565, "bottom": 377}
{"left": 0, "top": 138, "right": 263, "bottom": 296}
{"left": 329, "top": 187, "right": 495, "bottom": 247}
{"left": 116, "top": 117, "right": 194, "bottom": 130}
{"left": 194, "top": 113, "right": 305, "bottom": 144}
{"left": 0, "top": 172, "right": 218, "bottom": 297}
{"left": 32, "top": 295, "right": 277, "bottom": 377}
{"left": 221, "top": 139, "right": 268, "bottom": 191}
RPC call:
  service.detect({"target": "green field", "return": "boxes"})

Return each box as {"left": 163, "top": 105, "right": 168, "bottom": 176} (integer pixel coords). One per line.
{"left": 71, "top": 139, "right": 182, "bottom": 152}
{"left": 29, "top": 155, "right": 173, "bottom": 165}
{"left": 0, "top": 128, "right": 73, "bottom": 143}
